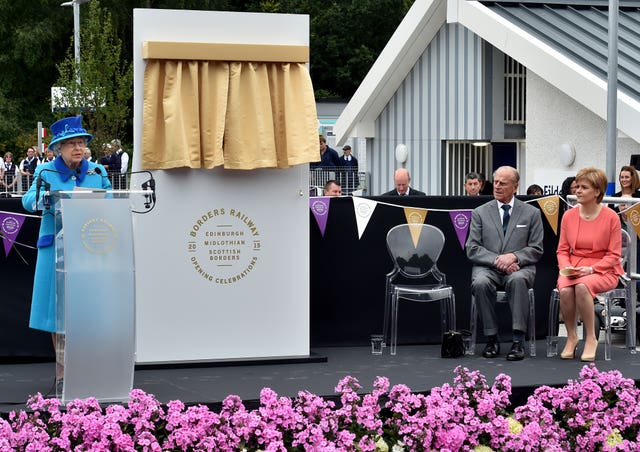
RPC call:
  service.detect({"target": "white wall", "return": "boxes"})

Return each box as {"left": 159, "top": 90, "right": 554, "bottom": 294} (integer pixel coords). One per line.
{"left": 132, "top": 9, "right": 310, "bottom": 363}
{"left": 526, "top": 71, "right": 640, "bottom": 193}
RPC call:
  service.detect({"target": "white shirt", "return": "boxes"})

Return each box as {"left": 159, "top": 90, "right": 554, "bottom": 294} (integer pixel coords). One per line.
{"left": 496, "top": 198, "right": 515, "bottom": 225}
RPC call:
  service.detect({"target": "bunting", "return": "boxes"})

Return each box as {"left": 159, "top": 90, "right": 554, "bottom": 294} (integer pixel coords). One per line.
{"left": 536, "top": 195, "right": 560, "bottom": 235}
{"left": 309, "top": 196, "right": 560, "bottom": 241}
{"left": 624, "top": 202, "right": 640, "bottom": 239}
{"left": 449, "top": 210, "right": 472, "bottom": 249}
{"left": 352, "top": 197, "right": 378, "bottom": 239}
{"left": 403, "top": 208, "right": 428, "bottom": 247}
{"left": 0, "top": 212, "right": 26, "bottom": 257}
{"left": 310, "top": 197, "right": 330, "bottom": 237}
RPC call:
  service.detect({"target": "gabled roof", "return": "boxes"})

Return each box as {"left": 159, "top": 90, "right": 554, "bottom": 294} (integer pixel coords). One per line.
{"left": 334, "top": 0, "right": 640, "bottom": 144}
{"left": 482, "top": 1, "right": 640, "bottom": 102}
{"left": 333, "top": 0, "right": 446, "bottom": 142}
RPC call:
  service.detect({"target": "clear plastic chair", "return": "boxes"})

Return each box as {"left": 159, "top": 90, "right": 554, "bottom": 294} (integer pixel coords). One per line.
{"left": 546, "top": 229, "right": 635, "bottom": 360}
{"left": 467, "top": 288, "right": 536, "bottom": 356}
{"left": 382, "top": 224, "right": 456, "bottom": 355}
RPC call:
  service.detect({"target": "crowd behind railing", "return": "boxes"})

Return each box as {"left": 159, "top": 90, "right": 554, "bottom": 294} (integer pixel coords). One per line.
{"left": 0, "top": 140, "right": 130, "bottom": 197}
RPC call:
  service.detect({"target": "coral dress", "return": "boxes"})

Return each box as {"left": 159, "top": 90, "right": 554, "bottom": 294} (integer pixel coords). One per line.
{"left": 556, "top": 205, "right": 624, "bottom": 297}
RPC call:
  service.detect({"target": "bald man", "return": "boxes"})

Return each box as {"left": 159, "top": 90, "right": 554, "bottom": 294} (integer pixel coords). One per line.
{"left": 382, "top": 168, "right": 426, "bottom": 196}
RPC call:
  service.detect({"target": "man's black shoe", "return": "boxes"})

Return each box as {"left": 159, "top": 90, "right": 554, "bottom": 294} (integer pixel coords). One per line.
{"left": 506, "top": 341, "right": 525, "bottom": 361}
{"left": 482, "top": 341, "right": 500, "bottom": 358}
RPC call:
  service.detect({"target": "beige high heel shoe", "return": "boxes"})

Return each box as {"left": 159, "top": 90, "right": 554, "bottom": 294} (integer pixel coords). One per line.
{"left": 560, "top": 339, "right": 579, "bottom": 360}
{"left": 580, "top": 341, "right": 598, "bottom": 362}
{"left": 560, "top": 344, "right": 578, "bottom": 360}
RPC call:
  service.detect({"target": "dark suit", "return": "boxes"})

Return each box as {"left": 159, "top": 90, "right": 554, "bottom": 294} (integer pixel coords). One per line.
{"left": 465, "top": 197, "right": 544, "bottom": 336}
{"left": 382, "top": 187, "right": 426, "bottom": 196}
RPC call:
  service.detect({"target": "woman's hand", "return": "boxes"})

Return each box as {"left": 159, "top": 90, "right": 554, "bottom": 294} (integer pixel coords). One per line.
{"left": 571, "top": 266, "right": 594, "bottom": 278}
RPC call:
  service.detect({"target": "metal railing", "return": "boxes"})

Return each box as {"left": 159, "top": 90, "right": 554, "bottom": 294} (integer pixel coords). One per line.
{"left": 309, "top": 166, "right": 366, "bottom": 196}
{"left": 0, "top": 171, "right": 129, "bottom": 197}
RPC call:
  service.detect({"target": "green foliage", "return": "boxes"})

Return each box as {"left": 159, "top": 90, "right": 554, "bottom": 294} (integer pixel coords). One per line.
{"left": 53, "top": 0, "right": 133, "bottom": 150}
{"left": 0, "top": 0, "right": 413, "bottom": 152}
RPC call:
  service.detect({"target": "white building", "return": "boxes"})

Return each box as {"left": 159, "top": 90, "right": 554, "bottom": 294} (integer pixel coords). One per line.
{"left": 334, "top": 0, "right": 640, "bottom": 195}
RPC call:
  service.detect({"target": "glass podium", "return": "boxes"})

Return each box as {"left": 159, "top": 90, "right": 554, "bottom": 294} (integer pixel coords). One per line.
{"left": 53, "top": 190, "right": 135, "bottom": 402}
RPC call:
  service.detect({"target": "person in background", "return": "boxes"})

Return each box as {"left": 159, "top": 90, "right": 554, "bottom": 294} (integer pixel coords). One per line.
{"left": 19, "top": 146, "right": 40, "bottom": 192}
{"left": 100, "top": 143, "right": 113, "bottom": 169}
{"left": 464, "top": 172, "right": 482, "bottom": 196}
{"left": 0, "top": 152, "right": 19, "bottom": 193}
{"left": 466, "top": 166, "right": 544, "bottom": 361}
{"left": 84, "top": 148, "right": 93, "bottom": 162}
{"left": 44, "top": 148, "right": 55, "bottom": 162}
{"left": 556, "top": 167, "right": 624, "bottom": 362}
{"left": 109, "top": 139, "right": 129, "bottom": 190}
{"left": 526, "top": 184, "right": 543, "bottom": 196}
{"left": 560, "top": 176, "right": 578, "bottom": 207}
{"left": 323, "top": 180, "right": 342, "bottom": 196}
{"left": 22, "top": 116, "right": 112, "bottom": 348}
{"left": 382, "top": 168, "right": 426, "bottom": 196}
{"left": 338, "top": 145, "right": 359, "bottom": 193}
{"left": 479, "top": 172, "right": 494, "bottom": 195}
{"left": 609, "top": 165, "right": 640, "bottom": 295}
{"left": 316, "top": 135, "right": 340, "bottom": 168}
{"left": 609, "top": 165, "right": 640, "bottom": 219}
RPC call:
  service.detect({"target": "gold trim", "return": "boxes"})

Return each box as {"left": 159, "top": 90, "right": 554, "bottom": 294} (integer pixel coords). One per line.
{"left": 142, "top": 41, "right": 309, "bottom": 62}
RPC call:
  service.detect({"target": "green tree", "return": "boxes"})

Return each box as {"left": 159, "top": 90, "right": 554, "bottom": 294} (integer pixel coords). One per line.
{"left": 53, "top": 0, "right": 132, "bottom": 149}
{"left": 0, "top": 0, "right": 70, "bottom": 154}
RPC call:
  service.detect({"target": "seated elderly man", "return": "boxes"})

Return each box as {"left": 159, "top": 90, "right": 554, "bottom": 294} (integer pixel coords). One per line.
{"left": 382, "top": 168, "right": 425, "bottom": 196}
{"left": 465, "top": 166, "right": 544, "bottom": 361}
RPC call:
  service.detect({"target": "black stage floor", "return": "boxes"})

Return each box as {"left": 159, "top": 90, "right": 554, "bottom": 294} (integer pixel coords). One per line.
{"left": 2, "top": 340, "right": 640, "bottom": 415}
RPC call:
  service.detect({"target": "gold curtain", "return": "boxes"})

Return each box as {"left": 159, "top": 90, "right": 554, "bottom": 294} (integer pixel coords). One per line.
{"left": 142, "top": 49, "right": 319, "bottom": 170}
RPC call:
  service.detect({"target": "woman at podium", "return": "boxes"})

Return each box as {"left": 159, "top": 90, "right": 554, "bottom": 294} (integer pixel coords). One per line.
{"left": 22, "top": 116, "right": 112, "bottom": 342}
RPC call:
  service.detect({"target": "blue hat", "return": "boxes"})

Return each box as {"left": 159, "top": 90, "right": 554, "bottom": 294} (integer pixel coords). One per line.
{"left": 48, "top": 116, "right": 93, "bottom": 149}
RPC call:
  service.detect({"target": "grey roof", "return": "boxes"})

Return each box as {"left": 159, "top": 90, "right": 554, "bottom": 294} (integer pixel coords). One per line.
{"left": 480, "top": 1, "right": 640, "bottom": 102}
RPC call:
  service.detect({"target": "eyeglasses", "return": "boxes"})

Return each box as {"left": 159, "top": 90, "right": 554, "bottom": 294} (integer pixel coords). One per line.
{"left": 62, "top": 139, "right": 87, "bottom": 148}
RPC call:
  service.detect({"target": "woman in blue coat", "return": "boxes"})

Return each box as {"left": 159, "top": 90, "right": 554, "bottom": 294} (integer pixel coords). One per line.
{"left": 22, "top": 116, "right": 112, "bottom": 339}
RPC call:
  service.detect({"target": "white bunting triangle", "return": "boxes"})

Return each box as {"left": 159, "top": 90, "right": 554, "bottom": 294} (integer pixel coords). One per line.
{"left": 352, "top": 197, "right": 378, "bottom": 239}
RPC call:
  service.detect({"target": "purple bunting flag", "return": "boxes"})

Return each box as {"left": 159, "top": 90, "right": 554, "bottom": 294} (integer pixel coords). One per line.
{"left": 0, "top": 212, "right": 26, "bottom": 257}
{"left": 310, "top": 197, "right": 331, "bottom": 237}
{"left": 449, "top": 210, "right": 472, "bottom": 249}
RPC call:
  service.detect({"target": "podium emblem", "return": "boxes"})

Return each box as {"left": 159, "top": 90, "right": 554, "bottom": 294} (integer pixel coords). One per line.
{"left": 81, "top": 218, "right": 118, "bottom": 254}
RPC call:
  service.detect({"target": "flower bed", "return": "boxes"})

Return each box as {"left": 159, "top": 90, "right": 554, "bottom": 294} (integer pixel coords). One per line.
{"left": 1, "top": 364, "right": 638, "bottom": 451}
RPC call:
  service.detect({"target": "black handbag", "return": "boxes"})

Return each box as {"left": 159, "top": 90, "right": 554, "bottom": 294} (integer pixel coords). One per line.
{"left": 441, "top": 330, "right": 471, "bottom": 358}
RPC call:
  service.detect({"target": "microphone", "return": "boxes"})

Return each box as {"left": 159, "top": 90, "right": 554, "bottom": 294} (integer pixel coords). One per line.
{"left": 43, "top": 181, "right": 52, "bottom": 209}
{"left": 35, "top": 168, "right": 67, "bottom": 211}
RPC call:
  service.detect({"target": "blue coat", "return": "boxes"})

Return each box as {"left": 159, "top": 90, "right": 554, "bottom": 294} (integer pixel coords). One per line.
{"left": 22, "top": 156, "right": 112, "bottom": 332}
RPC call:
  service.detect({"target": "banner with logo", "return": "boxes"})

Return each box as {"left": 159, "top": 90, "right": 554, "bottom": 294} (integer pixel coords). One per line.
{"left": 352, "top": 197, "right": 377, "bottom": 239}
{"left": 449, "top": 210, "right": 472, "bottom": 249}
{"left": 625, "top": 202, "right": 640, "bottom": 239}
{"left": 536, "top": 195, "right": 560, "bottom": 235}
{"left": 0, "top": 212, "right": 26, "bottom": 257}
{"left": 309, "top": 196, "right": 560, "bottom": 243}
{"left": 403, "top": 207, "right": 428, "bottom": 247}
{"left": 310, "top": 197, "right": 331, "bottom": 237}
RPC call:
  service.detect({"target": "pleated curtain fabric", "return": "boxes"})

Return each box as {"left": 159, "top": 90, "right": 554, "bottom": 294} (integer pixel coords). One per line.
{"left": 142, "top": 59, "right": 319, "bottom": 170}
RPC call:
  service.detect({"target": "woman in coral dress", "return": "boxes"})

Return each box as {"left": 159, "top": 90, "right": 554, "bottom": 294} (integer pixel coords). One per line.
{"left": 556, "top": 167, "right": 624, "bottom": 362}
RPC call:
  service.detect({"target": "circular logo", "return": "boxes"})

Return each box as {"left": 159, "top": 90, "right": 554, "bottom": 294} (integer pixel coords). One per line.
{"left": 81, "top": 218, "right": 117, "bottom": 254}
{"left": 629, "top": 209, "right": 640, "bottom": 227}
{"left": 407, "top": 212, "right": 423, "bottom": 224}
{"left": 187, "top": 208, "right": 261, "bottom": 285}
{"left": 542, "top": 199, "right": 558, "bottom": 216}
{"left": 1, "top": 216, "right": 19, "bottom": 235}
{"left": 356, "top": 203, "right": 371, "bottom": 218}
{"left": 453, "top": 213, "right": 470, "bottom": 230}
{"left": 311, "top": 200, "right": 328, "bottom": 216}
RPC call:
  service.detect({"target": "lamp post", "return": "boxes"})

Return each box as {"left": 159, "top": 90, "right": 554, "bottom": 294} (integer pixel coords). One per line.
{"left": 61, "top": 0, "right": 91, "bottom": 85}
